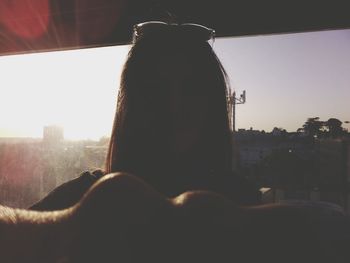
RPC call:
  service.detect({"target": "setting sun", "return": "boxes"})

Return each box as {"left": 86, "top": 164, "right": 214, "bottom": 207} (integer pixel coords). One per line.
{"left": 0, "top": 45, "right": 129, "bottom": 140}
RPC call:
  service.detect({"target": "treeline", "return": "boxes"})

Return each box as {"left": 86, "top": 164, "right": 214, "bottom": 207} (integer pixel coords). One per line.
{"left": 297, "top": 117, "right": 349, "bottom": 139}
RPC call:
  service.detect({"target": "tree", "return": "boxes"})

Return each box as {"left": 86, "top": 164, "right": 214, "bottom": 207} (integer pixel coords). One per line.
{"left": 271, "top": 127, "right": 287, "bottom": 137}
{"left": 302, "top": 117, "right": 324, "bottom": 138}
{"left": 299, "top": 117, "right": 348, "bottom": 139}
{"left": 325, "top": 118, "right": 345, "bottom": 138}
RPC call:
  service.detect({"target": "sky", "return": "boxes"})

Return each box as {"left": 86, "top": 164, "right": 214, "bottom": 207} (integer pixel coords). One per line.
{"left": 214, "top": 29, "right": 350, "bottom": 132}
{"left": 0, "top": 29, "right": 349, "bottom": 140}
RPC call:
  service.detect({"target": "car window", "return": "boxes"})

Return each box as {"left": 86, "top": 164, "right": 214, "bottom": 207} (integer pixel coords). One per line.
{"left": 0, "top": 29, "right": 349, "bottom": 209}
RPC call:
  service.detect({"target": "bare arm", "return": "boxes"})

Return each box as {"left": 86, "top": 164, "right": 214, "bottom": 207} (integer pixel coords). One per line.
{"left": 0, "top": 206, "right": 73, "bottom": 262}
{"left": 0, "top": 172, "right": 348, "bottom": 263}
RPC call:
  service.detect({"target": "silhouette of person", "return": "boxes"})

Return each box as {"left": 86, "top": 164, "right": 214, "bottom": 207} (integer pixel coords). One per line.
{"left": 30, "top": 21, "right": 261, "bottom": 211}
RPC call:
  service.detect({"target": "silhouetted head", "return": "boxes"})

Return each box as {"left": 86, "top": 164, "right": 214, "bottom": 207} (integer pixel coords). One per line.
{"left": 106, "top": 22, "right": 232, "bottom": 196}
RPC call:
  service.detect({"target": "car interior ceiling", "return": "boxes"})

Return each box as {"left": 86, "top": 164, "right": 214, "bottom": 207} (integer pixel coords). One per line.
{"left": 0, "top": 0, "right": 350, "bottom": 56}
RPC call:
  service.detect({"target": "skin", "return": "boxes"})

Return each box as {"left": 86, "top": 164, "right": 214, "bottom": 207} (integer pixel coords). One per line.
{"left": 0, "top": 173, "right": 348, "bottom": 263}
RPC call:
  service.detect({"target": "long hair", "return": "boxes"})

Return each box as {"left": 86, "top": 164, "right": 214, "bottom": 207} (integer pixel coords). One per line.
{"left": 105, "top": 30, "right": 233, "bottom": 194}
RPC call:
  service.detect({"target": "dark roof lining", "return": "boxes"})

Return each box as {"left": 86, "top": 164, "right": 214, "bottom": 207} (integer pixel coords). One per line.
{"left": 1, "top": 0, "right": 349, "bottom": 56}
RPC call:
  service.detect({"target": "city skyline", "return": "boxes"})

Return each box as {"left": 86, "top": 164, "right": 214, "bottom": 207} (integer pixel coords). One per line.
{"left": 0, "top": 29, "right": 349, "bottom": 139}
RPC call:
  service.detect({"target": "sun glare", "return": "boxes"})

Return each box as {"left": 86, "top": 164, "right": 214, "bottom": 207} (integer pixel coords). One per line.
{"left": 0, "top": 30, "right": 349, "bottom": 139}
{"left": 0, "top": 45, "right": 129, "bottom": 140}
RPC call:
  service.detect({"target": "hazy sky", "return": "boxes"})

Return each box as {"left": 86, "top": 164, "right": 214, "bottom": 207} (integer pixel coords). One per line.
{"left": 0, "top": 45, "right": 128, "bottom": 140}
{"left": 0, "top": 29, "right": 349, "bottom": 139}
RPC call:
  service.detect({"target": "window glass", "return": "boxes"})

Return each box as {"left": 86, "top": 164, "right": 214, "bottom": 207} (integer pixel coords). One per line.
{"left": 0, "top": 29, "right": 349, "bottom": 210}
{"left": 0, "top": 46, "right": 128, "bottom": 207}
{"left": 215, "top": 29, "right": 350, "bottom": 211}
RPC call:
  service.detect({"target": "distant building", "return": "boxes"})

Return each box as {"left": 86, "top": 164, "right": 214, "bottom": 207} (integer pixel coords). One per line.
{"left": 235, "top": 128, "right": 313, "bottom": 166}
{"left": 237, "top": 128, "right": 262, "bottom": 136}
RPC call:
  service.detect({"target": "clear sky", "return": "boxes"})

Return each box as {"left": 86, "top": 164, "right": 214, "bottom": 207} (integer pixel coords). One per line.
{"left": 0, "top": 29, "right": 349, "bottom": 140}
{"left": 214, "top": 29, "right": 350, "bottom": 132}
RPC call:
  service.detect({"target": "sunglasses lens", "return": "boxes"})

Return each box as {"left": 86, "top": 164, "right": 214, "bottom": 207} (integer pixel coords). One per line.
{"left": 133, "top": 21, "right": 215, "bottom": 42}
{"left": 182, "top": 23, "right": 215, "bottom": 41}
{"left": 134, "top": 21, "right": 167, "bottom": 36}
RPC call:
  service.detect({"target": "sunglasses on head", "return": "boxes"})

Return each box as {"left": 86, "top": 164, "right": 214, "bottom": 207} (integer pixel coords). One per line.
{"left": 133, "top": 21, "right": 215, "bottom": 43}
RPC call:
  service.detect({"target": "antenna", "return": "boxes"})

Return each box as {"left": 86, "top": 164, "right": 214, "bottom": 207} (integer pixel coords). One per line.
{"left": 230, "top": 90, "right": 247, "bottom": 172}
{"left": 228, "top": 90, "right": 247, "bottom": 133}
{"left": 236, "top": 90, "right": 246, "bottom": 104}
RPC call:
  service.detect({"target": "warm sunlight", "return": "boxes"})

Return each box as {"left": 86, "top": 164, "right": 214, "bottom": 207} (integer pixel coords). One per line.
{"left": 0, "top": 29, "right": 349, "bottom": 140}
{"left": 0, "top": 45, "right": 129, "bottom": 140}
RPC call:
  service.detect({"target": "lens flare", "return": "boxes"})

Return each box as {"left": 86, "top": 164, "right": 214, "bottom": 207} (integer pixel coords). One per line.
{"left": 0, "top": 0, "right": 50, "bottom": 40}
